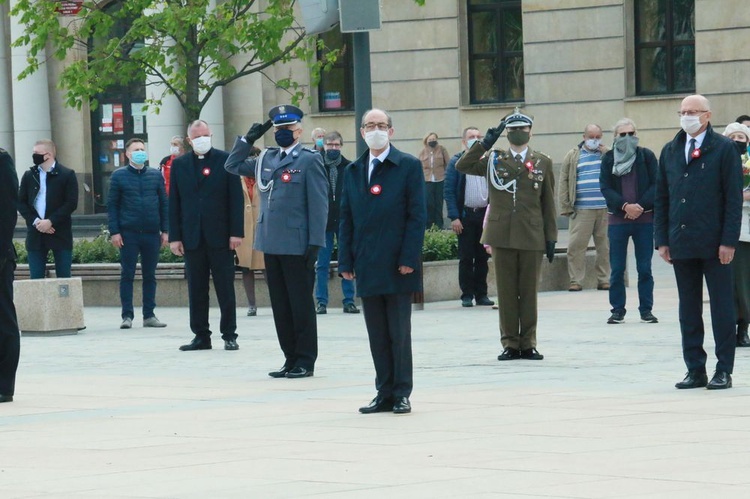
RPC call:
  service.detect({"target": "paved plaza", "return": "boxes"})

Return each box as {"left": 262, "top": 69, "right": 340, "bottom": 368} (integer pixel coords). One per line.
{"left": 3, "top": 252, "right": 750, "bottom": 498}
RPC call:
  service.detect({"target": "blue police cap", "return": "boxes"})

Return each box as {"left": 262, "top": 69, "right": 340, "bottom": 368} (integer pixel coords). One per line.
{"left": 503, "top": 107, "right": 534, "bottom": 128}
{"left": 268, "top": 104, "right": 304, "bottom": 126}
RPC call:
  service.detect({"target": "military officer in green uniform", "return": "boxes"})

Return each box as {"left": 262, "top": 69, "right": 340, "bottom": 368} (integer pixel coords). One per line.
{"left": 456, "top": 108, "right": 557, "bottom": 361}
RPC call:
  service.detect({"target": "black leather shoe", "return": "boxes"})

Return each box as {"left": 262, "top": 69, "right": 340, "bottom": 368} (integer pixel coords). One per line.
{"left": 0, "top": 394, "right": 13, "bottom": 403}
{"left": 738, "top": 324, "right": 750, "bottom": 347}
{"left": 675, "top": 370, "right": 708, "bottom": 389}
{"left": 521, "top": 348, "right": 544, "bottom": 360}
{"left": 343, "top": 303, "right": 360, "bottom": 314}
{"left": 359, "top": 396, "right": 394, "bottom": 414}
{"left": 268, "top": 366, "right": 292, "bottom": 378}
{"left": 224, "top": 339, "right": 239, "bottom": 351}
{"left": 285, "top": 366, "right": 314, "bottom": 378}
{"left": 707, "top": 371, "right": 732, "bottom": 390}
{"left": 392, "top": 397, "right": 411, "bottom": 414}
{"left": 461, "top": 297, "right": 473, "bottom": 307}
{"left": 179, "top": 337, "right": 212, "bottom": 351}
{"left": 316, "top": 303, "right": 327, "bottom": 315}
{"left": 475, "top": 296, "right": 495, "bottom": 306}
{"left": 497, "top": 347, "right": 521, "bottom": 361}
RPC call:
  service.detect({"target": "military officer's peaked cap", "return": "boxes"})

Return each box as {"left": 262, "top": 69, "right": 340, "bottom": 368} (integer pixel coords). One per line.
{"left": 503, "top": 107, "right": 534, "bottom": 128}
{"left": 268, "top": 104, "right": 304, "bottom": 126}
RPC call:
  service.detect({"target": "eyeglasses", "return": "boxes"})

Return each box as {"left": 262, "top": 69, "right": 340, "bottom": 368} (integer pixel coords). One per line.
{"left": 325, "top": 143, "right": 342, "bottom": 149}
{"left": 618, "top": 131, "right": 636, "bottom": 137}
{"left": 362, "top": 122, "right": 390, "bottom": 132}
{"left": 677, "top": 110, "right": 708, "bottom": 117}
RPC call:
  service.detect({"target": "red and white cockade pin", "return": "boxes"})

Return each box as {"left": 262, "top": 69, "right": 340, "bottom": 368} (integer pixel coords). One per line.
{"left": 281, "top": 171, "right": 292, "bottom": 183}
{"left": 202, "top": 167, "right": 211, "bottom": 176}
{"left": 691, "top": 148, "right": 701, "bottom": 159}
{"left": 370, "top": 184, "right": 382, "bottom": 195}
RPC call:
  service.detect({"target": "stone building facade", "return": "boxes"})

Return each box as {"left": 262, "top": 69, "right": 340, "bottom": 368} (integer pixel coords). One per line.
{"left": 0, "top": 0, "right": 747, "bottom": 215}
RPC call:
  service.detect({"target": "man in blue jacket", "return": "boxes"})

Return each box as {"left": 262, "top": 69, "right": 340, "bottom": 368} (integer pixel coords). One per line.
{"left": 108, "top": 138, "right": 169, "bottom": 329}
{"left": 655, "top": 94, "right": 743, "bottom": 390}
{"left": 444, "top": 126, "right": 493, "bottom": 308}
{"left": 339, "top": 108, "right": 426, "bottom": 414}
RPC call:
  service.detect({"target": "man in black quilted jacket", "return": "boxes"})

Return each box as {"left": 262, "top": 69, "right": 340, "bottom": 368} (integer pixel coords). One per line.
{"left": 107, "top": 138, "right": 169, "bottom": 330}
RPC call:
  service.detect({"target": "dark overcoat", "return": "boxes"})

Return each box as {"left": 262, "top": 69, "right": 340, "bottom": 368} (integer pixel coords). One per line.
{"left": 654, "top": 125, "right": 742, "bottom": 260}
{"left": 338, "top": 146, "right": 426, "bottom": 297}
{"left": 168, "top": 148, "right": 244, "bottom": 251}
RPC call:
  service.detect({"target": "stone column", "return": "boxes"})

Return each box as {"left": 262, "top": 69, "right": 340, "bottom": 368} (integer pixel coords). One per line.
{"left": 0, "top": 5, "right": 15, "bottom": 158}
{"left": 9, "top": 0, "right": 52, "bottom": 179}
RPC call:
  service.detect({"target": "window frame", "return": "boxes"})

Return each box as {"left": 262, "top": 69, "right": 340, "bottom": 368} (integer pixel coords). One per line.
{"left": 466, "top": 0, "right": 524, "bottom": 105}
{"left": 316, "top": 30, "right": 355, "bottom": 113}
{"left": 634, "top": 0, "right": 696, "bottom": 96}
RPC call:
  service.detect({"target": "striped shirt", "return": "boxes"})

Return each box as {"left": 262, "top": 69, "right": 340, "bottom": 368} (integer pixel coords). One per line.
{"left": 574, "top": 148, "right": 606, "bottom": 210}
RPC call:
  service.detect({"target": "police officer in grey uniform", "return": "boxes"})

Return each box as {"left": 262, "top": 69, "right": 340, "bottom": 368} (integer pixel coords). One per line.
{"left": 225, "top": 105, "right": 328, "bottom": 379}
{"left": 457, "top": 108, "right": 557, "bottom": 361}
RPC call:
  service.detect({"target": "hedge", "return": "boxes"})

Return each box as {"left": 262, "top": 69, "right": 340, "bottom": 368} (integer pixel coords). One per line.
{"left": 13, "top": 227, "right": 459, "bottom": 264}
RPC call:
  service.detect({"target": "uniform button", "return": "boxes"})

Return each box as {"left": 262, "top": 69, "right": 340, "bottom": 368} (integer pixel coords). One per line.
{"left": 684, "top": 173, "right": 688, "bottom": 177}
{"left": 681, "top": 224, "right": 686, "bottom": 229}
{"left": 680, "top": 198, "right": 686, "bottom": 203}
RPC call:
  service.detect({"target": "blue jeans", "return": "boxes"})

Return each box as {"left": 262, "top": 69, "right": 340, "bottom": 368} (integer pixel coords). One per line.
{"left": 28, "top": 249, "right": 72, "bottom": 279}
{"left": 608, "top": 222, "right": 654, "bottom": 315}
{"left": 119, "top": 231, "right": 161, "bottom": 320}
{"left": 315, "top": 230, "right": 355, "bottom": 305}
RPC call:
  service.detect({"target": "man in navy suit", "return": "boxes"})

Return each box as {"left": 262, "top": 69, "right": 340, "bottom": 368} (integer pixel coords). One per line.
{"left": 169, "top": 120, "right": 244, "bottom": 352}
{"left": 339, "top": 108, "right": 426, "bottom": 414}
{"left": 0, "top": 148, "right": 19, "bottom": 403}
{"left": 225, "top": 105, "right": 328, "bottom": 379}
{"left": 655, "top": 94, "right": 743, "bottom": 390}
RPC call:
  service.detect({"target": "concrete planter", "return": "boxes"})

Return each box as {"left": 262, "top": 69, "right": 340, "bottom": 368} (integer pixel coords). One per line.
{"left": 14, "top": 251, "right": 602, "bottom": 307}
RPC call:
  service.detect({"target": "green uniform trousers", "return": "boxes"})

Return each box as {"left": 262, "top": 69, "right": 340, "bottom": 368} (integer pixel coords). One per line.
{"left": 493, "top": 247, "right": 542, "bottom": 350}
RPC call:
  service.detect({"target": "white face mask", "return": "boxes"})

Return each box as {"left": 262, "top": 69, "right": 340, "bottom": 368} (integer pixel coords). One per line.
{"left": 191, "top": 136, "right": 212, "bottom": 155}
{"left": 364, "top": 130, "right": 389, "bottom": 150}
{"left": 170, "top": 146, "right": 180, "bottom": 156}
{"left": 467, "top": 138, "right": 478, "bottom": 149}
{"left": 584, "top": 138, "right": 601, "bottom": 150}
{"left": 680, "top": 115, "right": 703, "bottom": 135}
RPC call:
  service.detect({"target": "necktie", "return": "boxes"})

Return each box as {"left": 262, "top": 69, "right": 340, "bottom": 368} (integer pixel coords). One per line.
{"left": 280, "top": 151, "right": 287, "bottom": 160}
{"left": 687, "top": 138, "right": 695, "bottom": 162}
{"left": 514, "top": 154, "right": 522, "bottom": 165}
{"left": 369, "top": 158, "right": 381, "bottom": 184}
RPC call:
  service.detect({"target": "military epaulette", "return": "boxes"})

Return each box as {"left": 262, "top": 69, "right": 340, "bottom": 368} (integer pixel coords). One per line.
{"left": 534, "top": 150, "right": 552, "bottom": 160}
{"left": 493, "top": 149, "right": 511, "bottom": 161}
{"left": 301, "top": 147, "right": 318, "bottom": 153}
{"left": 264, "top": 146, "right": 279, "bottom": 150}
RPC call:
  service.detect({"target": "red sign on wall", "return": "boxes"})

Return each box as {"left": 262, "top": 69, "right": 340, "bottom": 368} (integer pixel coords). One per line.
{"left": 57, "top": 1, "right": 84, "bottom": 16}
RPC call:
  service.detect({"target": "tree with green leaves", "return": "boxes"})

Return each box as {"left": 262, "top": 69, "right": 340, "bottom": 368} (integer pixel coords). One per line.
{"left": 9, "top": 0, "right": 324, "bottom": 122}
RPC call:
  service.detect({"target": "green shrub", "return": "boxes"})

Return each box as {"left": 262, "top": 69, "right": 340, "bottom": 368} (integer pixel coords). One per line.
{"left": 422, "top": 228, "right": 458, "bottom": 262}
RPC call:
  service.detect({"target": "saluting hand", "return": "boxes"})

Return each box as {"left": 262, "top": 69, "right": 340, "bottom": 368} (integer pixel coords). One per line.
{"left": 245, "top": 120, "right": 273, "bottom": 144}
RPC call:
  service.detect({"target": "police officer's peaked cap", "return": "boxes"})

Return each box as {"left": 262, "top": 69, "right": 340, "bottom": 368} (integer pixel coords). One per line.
{"left": 268, "top": 104, "right": 304, "bottom": 126}
{"left": 503, "top": 107, "right": 534, "bottom": 128}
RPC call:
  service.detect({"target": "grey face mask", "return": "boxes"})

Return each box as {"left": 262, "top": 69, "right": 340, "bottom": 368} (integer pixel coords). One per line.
{"left": 612, "top": 135, "right": 639, "bottom": 176}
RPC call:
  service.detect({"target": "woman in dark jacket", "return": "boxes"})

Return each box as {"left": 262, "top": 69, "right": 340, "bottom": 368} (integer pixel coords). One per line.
{"left": 599, "top": 118, "right": 658, "bottom": 325}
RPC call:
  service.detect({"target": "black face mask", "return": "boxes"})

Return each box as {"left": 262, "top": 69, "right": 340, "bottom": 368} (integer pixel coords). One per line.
{"left": 735, "top": 140, "right": 748, "bottom": 155}
{"left": 325, "top": 149, "right": 341, "bottom": 161}
{"left": 428, "top": 140, "right": 438, "bottom": 148}
{"left": 32, "top": 153, "right": 46, "bottom": 166}
{"left": 507, "top": 130, "right": 530, "bottom": 146}
{"left": 274, "top": 129, "right": 296, "bottom": 148}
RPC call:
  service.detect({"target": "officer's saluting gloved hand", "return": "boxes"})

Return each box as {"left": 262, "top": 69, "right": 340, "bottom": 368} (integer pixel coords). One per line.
{"left": 545, "top": 241, "right": 556, "bottom": 263}
{"left": 304, "top": 245, "right": 320, "bottom": 271}
{"left": 480, "top": 119, "right": 507, "bottom": 150}
{"left": 244, "top": 119, "right": 273, "bottom": 145}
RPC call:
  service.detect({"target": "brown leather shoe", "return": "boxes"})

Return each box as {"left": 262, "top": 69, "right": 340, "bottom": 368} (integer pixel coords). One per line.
{"left": 568, "top": 284, "right": 583, "bottom": 292}
{"left": 597, "top": 283, "right": 610, "bottom": 290}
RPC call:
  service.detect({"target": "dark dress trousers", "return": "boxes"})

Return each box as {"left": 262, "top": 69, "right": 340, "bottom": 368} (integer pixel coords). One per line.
{"left": 225, "top": 138, "right": 328, "bottom": 371}
{"left": 18, "top": 161, "right": 78, "bottom": 252}
{"left": 169, "top": 148, "right": 244, "bottom": 341}
{"left": 0, "top": 149, "right": 19, "bottom": 397}
{"left": 654, "top": 125, "right": 743, "bottom": 374}
{"left": 339, "top": 146, "right": 426, "bottom": 399}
